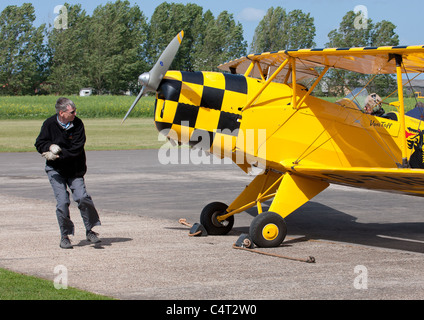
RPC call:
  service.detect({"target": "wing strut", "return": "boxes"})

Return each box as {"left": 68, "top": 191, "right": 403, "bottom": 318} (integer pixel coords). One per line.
{"left": 291, "top": 57, "right": 297, "bottom": 109}
{"left": 394, "top": 54, "right": 409, "bottom": 168}
{"left": 296, "top": 66, "right": 330, "bottom": 109}
{"left": 241, "top": 58, "right": 290, "bottom": 112}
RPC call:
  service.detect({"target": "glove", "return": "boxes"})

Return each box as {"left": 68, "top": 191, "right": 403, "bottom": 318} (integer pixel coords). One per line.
{"left": 42, "top": 151, "right": 59, "bottom": 161}
{"left": 49, "top": 144, "right": 62, "bottom": 155}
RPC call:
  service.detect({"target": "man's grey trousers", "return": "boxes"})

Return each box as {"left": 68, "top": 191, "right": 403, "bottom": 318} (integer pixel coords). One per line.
{"left": 46, "top": 167, "right": 101, "bottom": 237}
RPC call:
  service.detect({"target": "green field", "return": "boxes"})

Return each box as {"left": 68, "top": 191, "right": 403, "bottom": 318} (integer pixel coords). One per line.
{"left": 0, "top": 95, "right": 156, "bottom": 119}
{"left": 1, "top": 95, "right": 420, "bottom": 153}
{"left": 0, "top": 95, "right": 419, "bottom": 120}
{"left": 0, "top": 118, "right": 163, "bottom": 152}
{"left": 0, "top": 95, "right": 164, "bottom": 152}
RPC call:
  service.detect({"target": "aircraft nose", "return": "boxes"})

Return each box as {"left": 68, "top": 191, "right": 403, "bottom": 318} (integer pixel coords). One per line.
{"left": 154, "top": 77, "right": 182, "bottom": 135}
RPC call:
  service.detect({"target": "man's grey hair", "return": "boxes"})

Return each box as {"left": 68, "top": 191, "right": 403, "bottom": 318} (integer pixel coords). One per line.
{"left": 55, "top": 97, "right": 76, "bottom": 114}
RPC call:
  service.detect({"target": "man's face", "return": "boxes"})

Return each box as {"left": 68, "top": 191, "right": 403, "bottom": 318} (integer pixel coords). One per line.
{"left": 60, "top": 105, "right": 77, "bottom": 123}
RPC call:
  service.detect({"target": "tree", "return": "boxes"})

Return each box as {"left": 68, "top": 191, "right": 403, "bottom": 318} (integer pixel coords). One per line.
{"left": 250, "top": 7, "right": 316, "bottom": 53}
{"left": 194, "top": 11, "right": 247, "bottom": 71}
{"left": 325, "top": 11, "right": 399, "bottom": 96}
{"left": 370, "top": 20, "right": 399, "bottom": 96}
{"left": 1, "top": 2, "right": 251, "bottom": 95}
{"left": 371, "top": 20, "right": 399, "bottom": 46}
{"left": 86, "top": 0, "right": 148, "bottom": 94}
{"left": 285, "top": 10, "right": 316, "bottom": 50}
{"left": 0, "top": 3, "right": 46, "bottom": 95}
{"left": 46, "top": 3, "right": 91, "bottom": 95}
{"left": 327, "top": 11, "right": 373, "bottom": 48}
{"left": 148, "top": 2, "right": 205, "bottom": 71}
{"left": 327, "top": 12, "right": 398, "bottom": 48}
{"left": 191, "top": 9, "right": 215, "bottom": 70}
{"left": 149, "top": 5, "right": 247, "bottom": 72}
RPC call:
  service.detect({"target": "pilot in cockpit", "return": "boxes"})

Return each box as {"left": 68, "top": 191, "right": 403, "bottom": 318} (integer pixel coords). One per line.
{"left": 364, "top": 93, "right": 385, "bottom": 117}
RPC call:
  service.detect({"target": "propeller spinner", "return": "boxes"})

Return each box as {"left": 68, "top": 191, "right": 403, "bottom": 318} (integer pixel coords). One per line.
{"left": 122, "top": 30, "right": 185, "bottom": 124}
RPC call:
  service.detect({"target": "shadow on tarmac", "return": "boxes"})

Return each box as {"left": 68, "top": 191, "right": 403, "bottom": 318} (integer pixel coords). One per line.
{"left": 228, "top": 201, "right": 424, "bottom": 254}
{"left": 75, "top": 237, "right": 133, "bottom": 249}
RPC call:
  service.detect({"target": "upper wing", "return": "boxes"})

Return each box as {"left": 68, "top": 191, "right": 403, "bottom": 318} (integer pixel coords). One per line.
{"left": 218, "top": 52, "right": 319, "bottom": 82}
{"left": 289, "top": 165, "right": 424, "bottom": 197}
{"left": 287, "top": 45, "right": 424, "bottom": 74}
{"left": 218, "top": 45, "right": 424, "bottom": 80}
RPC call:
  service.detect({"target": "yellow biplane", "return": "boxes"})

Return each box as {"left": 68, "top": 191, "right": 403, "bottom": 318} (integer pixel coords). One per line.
{"left": 123, "top": 31, "right": 424, "bottom": 247}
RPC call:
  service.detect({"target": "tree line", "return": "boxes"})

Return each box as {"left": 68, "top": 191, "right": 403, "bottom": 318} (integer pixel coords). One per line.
{"left": 0, "top": 1, "right": 399, "bottom": 96}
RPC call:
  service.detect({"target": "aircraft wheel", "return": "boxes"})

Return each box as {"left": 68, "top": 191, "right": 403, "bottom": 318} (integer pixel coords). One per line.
{"left": 200, "top": 202, "right": 234, "bottom": 235}
{"left": 249, "top": 212, "right": 287, "bottom": 248}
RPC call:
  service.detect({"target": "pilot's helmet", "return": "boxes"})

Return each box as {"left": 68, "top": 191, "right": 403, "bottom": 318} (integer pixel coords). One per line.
{"left": 365, "top": 93, "right": 382, "bottom": 115}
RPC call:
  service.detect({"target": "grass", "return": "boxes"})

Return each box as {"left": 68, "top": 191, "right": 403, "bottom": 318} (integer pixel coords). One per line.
{"left": 1, "top": 95, "right": 420, "bottom": 120}
{"left": 84, "top": 118, "right": 164, "bottom": 151}
{"left": 0, "top": 268, "right": 114, "bottom": 300}
{"left": 0, "top": 95, "right": 156, "bottom": 119}
{"left": 0, "top": 118, "right": 163, "bottom": 152}
{"left": 1, "top": 96, "right": 419, "bottom": 153}
{"left": 0, "top": 95, "right": 163, "bottom": 152}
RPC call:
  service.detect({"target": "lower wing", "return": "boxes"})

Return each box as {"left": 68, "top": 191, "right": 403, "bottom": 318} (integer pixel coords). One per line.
{"left": 289, "top": 165, "right": 424, "bottom": 197}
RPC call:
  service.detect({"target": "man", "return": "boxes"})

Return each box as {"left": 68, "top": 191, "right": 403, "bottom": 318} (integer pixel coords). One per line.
{"left": 364, "top": 93, "right": 385, "bottom": 117}
{"left": 35, "top": 97, "right": 101, "bottom": 249}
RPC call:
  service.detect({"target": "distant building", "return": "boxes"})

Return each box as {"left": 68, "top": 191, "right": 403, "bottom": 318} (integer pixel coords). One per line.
{"left": 79, "top": 88, "right": 93, "bottom": 96}
{"left": 406, "top": 79, "right": 424, "bottom": 98}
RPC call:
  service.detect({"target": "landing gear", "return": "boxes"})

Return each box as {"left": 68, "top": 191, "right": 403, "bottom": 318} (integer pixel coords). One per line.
{"left": 249, "top": 211, "right": 287, "bottom": 248}
{"left": 199, "top": 203, "right": 287, "bottom": 248}
{"left": 200, "top": 202, "right": 234, "bottom": 235}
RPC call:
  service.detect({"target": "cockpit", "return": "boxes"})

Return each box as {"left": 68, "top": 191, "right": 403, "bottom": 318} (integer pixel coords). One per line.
{"left": 336, "top": 88, "right": 398, "bottom": 120}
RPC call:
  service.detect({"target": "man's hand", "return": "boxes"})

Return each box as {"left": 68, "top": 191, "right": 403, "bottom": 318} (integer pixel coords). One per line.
{"left": 49, "top": 144, "right": 62, "bottom": 155}
{"left": 42, "top": 151, "right": 59, "bottom": 161}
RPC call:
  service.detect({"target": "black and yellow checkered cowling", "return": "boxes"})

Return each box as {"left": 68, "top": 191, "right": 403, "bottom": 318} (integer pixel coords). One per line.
{"left": 154, "top": 71, "right": 249, "bottom": 154}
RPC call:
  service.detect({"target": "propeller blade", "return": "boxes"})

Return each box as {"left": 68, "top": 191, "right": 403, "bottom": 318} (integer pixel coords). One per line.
{"left": 121, "top": 86, "right": 145, "bottom": 124}
{"left": 122, "top": 30, "right": 184, "bottom": 124}
{"left": 147, "top": 30, "right": 184, "bottom": 91}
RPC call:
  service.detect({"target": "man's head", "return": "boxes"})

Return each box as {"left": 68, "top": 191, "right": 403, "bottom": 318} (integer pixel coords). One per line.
{"left": 364, "top": 93, "right": 382, "bottom": 115}
{"left": 56, "top": 97, "right": 77, "bottom": 123}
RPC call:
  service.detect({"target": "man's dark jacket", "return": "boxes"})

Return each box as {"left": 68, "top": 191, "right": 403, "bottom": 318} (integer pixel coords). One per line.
{"left": 35, "top": 115, "right": 87, "bottom": 178}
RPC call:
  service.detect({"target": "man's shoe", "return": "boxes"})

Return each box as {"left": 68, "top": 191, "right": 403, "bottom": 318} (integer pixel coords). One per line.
{"left": 60, "top": 236, "right": 73, "bottom": 249}
{"left": 86, "top": 230, "right": 101, "bottom": 243}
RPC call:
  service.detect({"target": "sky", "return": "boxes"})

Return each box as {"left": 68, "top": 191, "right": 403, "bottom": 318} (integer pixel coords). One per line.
{"left": 1, "top": 0, "right": 423, "bottom": 50}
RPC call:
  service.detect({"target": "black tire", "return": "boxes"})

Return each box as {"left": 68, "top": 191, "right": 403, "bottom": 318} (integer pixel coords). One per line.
{"left": 200, "top": 202, "right": 234, "bottom": 235}
{"left": 249, "top": 212, "right": 287, "bottom": 248}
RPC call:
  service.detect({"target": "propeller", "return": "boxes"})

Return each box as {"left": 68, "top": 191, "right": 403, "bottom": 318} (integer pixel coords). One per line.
{"left": 122, "top": 30, "right": 185, "bottom": 124}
